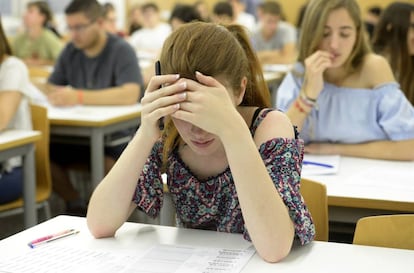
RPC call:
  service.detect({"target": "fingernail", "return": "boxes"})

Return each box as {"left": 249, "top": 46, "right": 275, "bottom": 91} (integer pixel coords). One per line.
{"left": 195, "top": 71, "right": 202, "bottom": 76}
{"left": 180, "top": 82, "right": 187, "bottom": 89}
{"left": 179, "top": 92, "right": 186, "bottom": 99}
{"left": 174, "top": 74, "right": 180, "bottom": 79}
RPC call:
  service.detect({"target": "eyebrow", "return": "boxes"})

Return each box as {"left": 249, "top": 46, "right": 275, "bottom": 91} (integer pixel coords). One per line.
{"left": 324, "top": 26, "right": 354, "bottom": 30}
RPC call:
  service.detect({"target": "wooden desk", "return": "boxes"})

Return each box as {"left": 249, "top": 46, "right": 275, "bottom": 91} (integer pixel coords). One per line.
{"left": 48, "top": 104, "right": 142, "bottom": 188}
{"left": 0, "top": 130, "right": 41, "bottom": 228}
{"left": 303, "top": 156, "right": 414, "bottom": 222}
{"left": 0, "top": 215, "right": 413, "bottom": 272}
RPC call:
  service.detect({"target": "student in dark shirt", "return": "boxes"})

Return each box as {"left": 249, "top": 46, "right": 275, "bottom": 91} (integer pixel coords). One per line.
{"left": 45, "top": 0, "right": 143, "bottom": 215}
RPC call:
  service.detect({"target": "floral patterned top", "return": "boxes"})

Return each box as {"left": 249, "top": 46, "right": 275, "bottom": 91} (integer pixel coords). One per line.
{"left": 133, "top": 108, "right": 315, "bottom": 245}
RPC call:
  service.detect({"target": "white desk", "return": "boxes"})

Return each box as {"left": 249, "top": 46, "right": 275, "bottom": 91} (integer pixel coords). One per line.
{"left": 0, "top": 215, "right": 413, "bottom": 272}
{"left": 47, "top": 104, "right": 141, "bottom": 188}
{"left": 303, "top": 156, "right": 414, "bottom": 222}
{"left": 0, "top": 130, "right": 41, "bottom": 228}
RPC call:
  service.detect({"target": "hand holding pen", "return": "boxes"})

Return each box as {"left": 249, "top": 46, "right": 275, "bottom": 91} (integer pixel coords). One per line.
{"left": 139, "top": 61, "right": 185, "bottom": 142}
{"left": 28, "top": 229, "right": 80, "bottom": 248}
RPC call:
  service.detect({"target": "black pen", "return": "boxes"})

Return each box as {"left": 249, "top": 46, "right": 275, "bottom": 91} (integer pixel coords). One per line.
{"left": 155, "top": 60, "right": 164, "bottom": 130}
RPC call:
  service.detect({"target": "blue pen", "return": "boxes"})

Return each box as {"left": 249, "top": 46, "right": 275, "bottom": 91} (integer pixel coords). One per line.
{"left": 303, "top": 160, "right": 334, "bottom": 168}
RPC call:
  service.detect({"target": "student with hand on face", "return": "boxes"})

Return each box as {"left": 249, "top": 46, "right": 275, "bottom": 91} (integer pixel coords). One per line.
{"left": 0, "top": 18, "right": 35, "bottom": 204}
{"left": 87, "top": 22, "right": 315, "bottom": 263}
{"left": 45, "top": 0, "right": 143, "bottom": 215}
{"left": 12, "top": 1, "right": 63, "bottom": 66}
{"left": 372, "top": 2, "right": 414, "bottom": 106}
{"left": 276, "top": 0, "right": 414, "bottom": 161}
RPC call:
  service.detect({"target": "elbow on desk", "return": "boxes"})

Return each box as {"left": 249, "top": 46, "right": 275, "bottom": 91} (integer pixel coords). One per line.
{"left": 86, "top": 218, "right": 116, "bottom": 239}
{"left": 258, "top": 246, "right": 291, "bottom": 263}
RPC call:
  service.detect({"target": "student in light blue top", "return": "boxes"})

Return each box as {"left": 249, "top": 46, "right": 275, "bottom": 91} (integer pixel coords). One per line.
{"left": 276, "top": 0, "right": 414, "bottom": 161}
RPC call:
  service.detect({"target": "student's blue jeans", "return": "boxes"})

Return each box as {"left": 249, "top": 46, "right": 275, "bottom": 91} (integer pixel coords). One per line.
{"left": 0, "top": 167, "right": 23, "bottom": 204}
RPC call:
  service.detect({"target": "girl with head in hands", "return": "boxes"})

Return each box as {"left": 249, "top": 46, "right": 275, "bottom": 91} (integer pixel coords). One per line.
{"left": 87, "top": 22, "right": 315, "bottom": 263}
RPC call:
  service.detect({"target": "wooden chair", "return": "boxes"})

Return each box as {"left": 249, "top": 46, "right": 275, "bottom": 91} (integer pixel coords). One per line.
{"left": 0, "top": 104, "right": 52, "bottom": 220}
{"left": 300, "top": 178, "right": 329, "bottom": 241}
{"left": 353, "top": 214, "right": 414, "bottom": 250}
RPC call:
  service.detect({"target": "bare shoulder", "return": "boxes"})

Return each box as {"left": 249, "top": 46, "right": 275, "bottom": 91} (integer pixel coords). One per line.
{"left": 360, "top": 53, "right": 395, "bottom": 88}
{"left": 254, "top": 110, "right": 295, "bottom": 146}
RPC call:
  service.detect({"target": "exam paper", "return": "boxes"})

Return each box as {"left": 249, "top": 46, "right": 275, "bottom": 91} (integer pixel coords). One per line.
{"left": 0, "top": 244, "right": 255, "bottom": 273}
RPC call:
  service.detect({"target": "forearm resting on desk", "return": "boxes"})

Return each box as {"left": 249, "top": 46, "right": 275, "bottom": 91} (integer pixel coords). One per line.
{"left": 87, "top": 130, "right": 156, "bottom": 238}
{"left": 257, "top": 46, "right": 296, "bottom": 65}
{"left": 45, "top": 83, "right": 140, "bottom": 106}
{"left": 306, "top": 139, "right": 414, "bottom": 161}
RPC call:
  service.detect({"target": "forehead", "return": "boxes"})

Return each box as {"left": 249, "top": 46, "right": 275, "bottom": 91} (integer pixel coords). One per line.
{"left": 27, "top": 5, "right": 41, "bottom": 12}
{"left": 66, "top": 12, "right": 91, "bottom": 24}
{"left": 325, "top": 8, "right": 356, "bottom": 28}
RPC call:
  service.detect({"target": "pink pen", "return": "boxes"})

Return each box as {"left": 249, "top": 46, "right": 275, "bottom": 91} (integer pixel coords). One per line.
{"left": 28, "top": 229, "right": 75, "bottom": 248}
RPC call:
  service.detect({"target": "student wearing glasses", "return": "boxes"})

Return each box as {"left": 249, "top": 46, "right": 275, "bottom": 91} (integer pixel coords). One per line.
{"left": 44, "top": 0, "right": 143, "bottom": 215}
{"left": 276, "top": 0, "right": 414, "bottom": 161}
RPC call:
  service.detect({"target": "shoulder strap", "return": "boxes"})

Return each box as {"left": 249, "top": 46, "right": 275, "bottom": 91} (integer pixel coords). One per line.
{"left": 250, "top": 107, "right": 264, "bottom": 130}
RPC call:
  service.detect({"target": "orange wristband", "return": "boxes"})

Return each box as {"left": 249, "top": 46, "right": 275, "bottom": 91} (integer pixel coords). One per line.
{"left": 77, "top": 91, "right": 83, "bottom": 105}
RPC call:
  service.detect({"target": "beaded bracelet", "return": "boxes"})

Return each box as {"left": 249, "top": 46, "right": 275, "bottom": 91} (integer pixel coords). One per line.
{"left": 294, "top": 100, "right": 308, "bottom": 114}
{"left": 299, "top": 92, "right": 318, "bottom": 110}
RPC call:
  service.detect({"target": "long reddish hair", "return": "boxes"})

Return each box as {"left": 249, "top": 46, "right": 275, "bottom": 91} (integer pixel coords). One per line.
{"left": 159, "top": 22, "right": 271, "bottom": 168}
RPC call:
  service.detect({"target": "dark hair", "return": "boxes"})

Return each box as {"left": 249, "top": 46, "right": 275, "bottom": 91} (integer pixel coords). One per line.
{"left": 260, "top": 1, "right": 281, "bottom": 16}
{"left": 65, "top": 0, "right": 103, "bottom": 21}
{"left": 170, "top": 4, "right": 202, "bottom": 24}
{"left": 28, "top": 1, "right": 61, "bottom": 38}
{"left": 213, "top": 2, "right": 233, "bottom": 18}
{"left": 368, "top": 6, "right": 382, "bottom": 16}
{"left": 102, "top": 2, "right": 115, "bottom": 17}
{"left": 28, "top": 1, "right": 52, "bottom": 27}
{"left": 372, "top": 2, "right": 414, "bottom": 105}
{"left": 296, "top": 3, "right": 308, "bottom": 28}
{"left": 0, "top": 18, "right": 12, "bottom": 57}
{"left": 159, "top": 22, "right": 270, "bottom": 166}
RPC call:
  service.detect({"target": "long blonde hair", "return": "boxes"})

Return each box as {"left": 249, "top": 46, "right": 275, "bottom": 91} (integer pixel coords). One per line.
{"left": 159, "top": 22, "right": 270, "bottom": 169}
{"left": 298, "top": 0, "right": 371, "bottom": 73}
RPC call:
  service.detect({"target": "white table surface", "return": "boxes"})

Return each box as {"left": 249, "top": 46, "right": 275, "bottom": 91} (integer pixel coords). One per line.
{"left": 0, "top": 130, "right": 40, "bottom": 145}
{"left": 45, "top": 104, "right": 142, "bottom": 188}
{"left": 0, "top": 130, "right": 41, "bottom": 227}
{"left": 47, "top": 104, "right": 142, "bottom": 122}
{"left": 1, "top": 215, "right": 413, "bottom": 272}
{"left": 303, "top": 156, "right": 414, "bottom": 210}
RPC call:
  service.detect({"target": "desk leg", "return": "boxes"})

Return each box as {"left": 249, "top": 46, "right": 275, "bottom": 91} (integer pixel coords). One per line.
{"left": 23, "top": 144, "right": 37, "bottom": 228}
{"left": 90, "top": 129, "right": 104, "bottom": 189}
